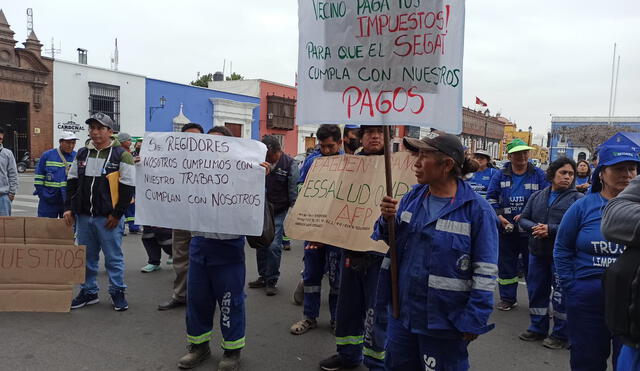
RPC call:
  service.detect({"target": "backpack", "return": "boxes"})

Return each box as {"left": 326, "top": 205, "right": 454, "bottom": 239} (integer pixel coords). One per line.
{"left": 246, "top": 200, "right": 275, "bottom": 249}
{"left": 603, "top": 246, "right": 640, "bottom": 347}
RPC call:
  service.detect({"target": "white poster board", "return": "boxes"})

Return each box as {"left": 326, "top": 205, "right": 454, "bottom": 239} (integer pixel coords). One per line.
{"left": 297, "top": 0, "right": 465, "bottom": 132}
{"left": 135, "top": 132, "right": 267, "bottom": 236}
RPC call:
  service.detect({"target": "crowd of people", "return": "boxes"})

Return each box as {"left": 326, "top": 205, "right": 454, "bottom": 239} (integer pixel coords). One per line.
{"left": 1, "top": 114, "right": 640, "bottom": 370}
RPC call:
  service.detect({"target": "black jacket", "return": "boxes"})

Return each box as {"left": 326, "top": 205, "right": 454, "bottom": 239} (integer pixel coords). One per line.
{"left": 519, "top": 186, "right": 583, "bottom": 257}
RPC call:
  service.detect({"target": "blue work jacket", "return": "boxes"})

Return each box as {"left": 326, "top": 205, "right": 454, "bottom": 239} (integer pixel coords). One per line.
{"left": 372, "top": 180, "right": 499, "bottom": 336}
{"left": 34, "top": 148, "right": 76, "bottom": 205}
{"left": 486, "top": 162, "right": 549, "bottom": 226}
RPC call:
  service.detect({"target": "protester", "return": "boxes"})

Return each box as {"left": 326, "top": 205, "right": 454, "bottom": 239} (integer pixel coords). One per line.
{"left": 140, "top": 226, "right": 173, "bottom": 273}
{"left": 575, "top": 160, "right": 591, "bottom": 193}
{"left": 602, "top": 174, "right": 640, "bottom": 371}
{"left": 248, "top": 135, "right": 299, "bottom": 296}
{"left": 64, "top": 112, "right": 135, "bottom": 311}
{"left": 319, "top": 126, "right": 387, "bottom": 371}
{"left": 518, "top": 157, "right": 582, "bottom": 349}
{"left": 343, "top": 125, "right": 360, "bottom": 155}
{"left": 468, "top": 149, "right": 498, "bottom": 198}
{"left": 554, "top": 144, "right": 639, "bottom": 370}
{"left": 158, "top": 123, "right": 205, "bottom": 311}
{"left": 178, "top": 125, "right": 258, "bottom": 371}
{"left": 118, "top": 132, "right": 140, "bottom": 235}
{"left": 290, "top": 124, "right": 343, "bottom": 336}
{"left": 0, "top": 127, "right": 18, "bottom": 216}
{"left": 487, "top": 138, "right": 549, "bottom": 311}
{"left": 373, "top": 133, "right": 498, "bottom": 370}
{"left": 33, "top": 132, "right": 78, "bottom": 218}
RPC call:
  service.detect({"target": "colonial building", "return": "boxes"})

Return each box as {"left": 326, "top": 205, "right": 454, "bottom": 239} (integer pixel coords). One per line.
{"left": 0, "top": 9, "right": 53, "bottom": 158}
{"left": 460, "top": 108, "right": 505, "bottom": 159}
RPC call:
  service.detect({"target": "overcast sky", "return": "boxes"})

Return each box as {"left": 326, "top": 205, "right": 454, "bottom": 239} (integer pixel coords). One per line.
{"left": 3, "top": 1, "right": 639, "bottom": 136}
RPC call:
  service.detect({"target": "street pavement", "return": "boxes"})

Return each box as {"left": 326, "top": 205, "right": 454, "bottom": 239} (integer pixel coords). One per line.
{"left": 0, "top": 176, "right": 586, "bottom": 371}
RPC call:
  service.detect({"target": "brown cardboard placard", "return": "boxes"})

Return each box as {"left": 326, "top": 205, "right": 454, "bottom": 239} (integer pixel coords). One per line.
{"left": 0, "top": 217, "right": 25, "bottom": 243}
{"left": 0, "top": 284, "right": 74, "bottom": 312}
{"left": 24, "top": 217, "right": 75, "bottom": 245}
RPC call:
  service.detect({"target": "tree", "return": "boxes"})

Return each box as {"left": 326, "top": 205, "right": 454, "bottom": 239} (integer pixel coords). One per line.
{"left": 226, "top": 72, "right": 243, "bottom": 81}
{"left": 556, "top": 125, "right": 640, "bottom": 155}
{"left": 190, "top": 73, "right": 214, "bottom": 87}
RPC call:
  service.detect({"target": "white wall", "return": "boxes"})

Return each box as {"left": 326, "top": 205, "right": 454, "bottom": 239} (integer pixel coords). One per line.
{"left": 208, "top": 80, "right": 260, "bottom": 97}
{"left": 53, "top": 60, "right": 146, "bottom": 149}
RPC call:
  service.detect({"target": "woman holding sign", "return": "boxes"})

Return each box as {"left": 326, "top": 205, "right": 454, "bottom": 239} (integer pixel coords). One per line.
{"left": 372, "top": 134, "right": 498, "bottom": 371}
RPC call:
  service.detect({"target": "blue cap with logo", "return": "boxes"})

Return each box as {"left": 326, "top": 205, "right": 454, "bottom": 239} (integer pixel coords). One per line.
{"left": 590, "top": 144, "right": 640, "bottom": 192}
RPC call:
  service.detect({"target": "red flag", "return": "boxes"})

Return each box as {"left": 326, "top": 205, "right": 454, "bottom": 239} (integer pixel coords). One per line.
{"left": 475, "top": 97, "right": 487, "bottom": 107}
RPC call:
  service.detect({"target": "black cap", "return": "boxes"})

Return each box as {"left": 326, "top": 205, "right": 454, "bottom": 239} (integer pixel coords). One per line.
{"left": 85, "top": 112, "right": 115, "bottom": 129}
{"left": 403, "top": 133, "right": 465, "bottom": 166}
{"left": 262, "top": 135, "right": 281, "bottom": 152}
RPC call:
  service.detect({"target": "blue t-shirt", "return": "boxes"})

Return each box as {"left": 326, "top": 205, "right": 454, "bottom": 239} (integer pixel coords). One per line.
{"left": 468, "top": 167, "right": 498, "bottom": 198}
{"left": 422, "top": 194, "right": 452, "bottom": 222}
{"left": 576, "top": 176, "right": 590, "bottom": 186}
{"left": 548, "top": 190, "right": 562, "bottom": 206}
{"left": 554, "top": 192, "right": 626, "bottom": 287}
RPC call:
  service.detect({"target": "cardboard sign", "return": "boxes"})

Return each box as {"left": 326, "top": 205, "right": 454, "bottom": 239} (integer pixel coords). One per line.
{"left": 297, "top": 0, "right": 465, "bottom": 131}
{"left": 135, "top": 132, "right": 268, "bottom": 236}
{"left": 0, "top": 217, "right": 85, "bottom": 313}
{"left": 284, "top": 152, "right": 417, "bottom": 253}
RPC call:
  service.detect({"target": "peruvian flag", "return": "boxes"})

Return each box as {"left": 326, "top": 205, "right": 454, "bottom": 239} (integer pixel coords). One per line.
{"left": 475, "top": 97, "right": 488, "bottom": 106}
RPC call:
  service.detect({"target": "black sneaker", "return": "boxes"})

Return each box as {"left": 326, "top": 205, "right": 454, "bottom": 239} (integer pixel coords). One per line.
{"left": 248, "top": 277, "right": 266, "bottom": 289}
{"left": 519, "top": 330, "right": 546, "bottom": 342}
{"left": 110, "top": 289, "right": 129, "bottom": 311}
{"left": 319, "top": 354, "right": 359, "bottom": 371}
{"left": 71, "top": 289, "right": 99, "bottom": 309}
{"left": 266, "top": 284, "right": 279, "bottom": 296}
{"left": 496, "top": 301, "right": 518, "bottom": 311}
{"left": 542, "top": 336, "right": 568, "bottom": 349}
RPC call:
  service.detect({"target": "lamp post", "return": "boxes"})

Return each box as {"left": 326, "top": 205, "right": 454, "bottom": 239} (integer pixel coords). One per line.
{"left": 528, "top": 125, "right": 533, "bottom": 145}
{"left": 149, "top": 96, "right": 167, "bottom": 122}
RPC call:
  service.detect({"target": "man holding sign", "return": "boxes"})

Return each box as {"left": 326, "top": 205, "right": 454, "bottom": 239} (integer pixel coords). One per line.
{"left": 64, "top": 112, "right": 136, "bottom": 312}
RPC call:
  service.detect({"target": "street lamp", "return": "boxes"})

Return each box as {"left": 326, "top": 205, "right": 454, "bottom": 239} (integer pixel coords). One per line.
{"left": 149, "top": 96, "right": 167, "bottom": 121}
{"left": 528, "top": 125, "right": 533, "bottom": 145}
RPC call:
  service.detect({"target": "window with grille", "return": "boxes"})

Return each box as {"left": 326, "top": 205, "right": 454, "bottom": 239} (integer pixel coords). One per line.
{"left": 88, "top": 82, "right": 120, "bottom": 132}
{"left": 266, "top": 95, "right": 296, "bottom": 130}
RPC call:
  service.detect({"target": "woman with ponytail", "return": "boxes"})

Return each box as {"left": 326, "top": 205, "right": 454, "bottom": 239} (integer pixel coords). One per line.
{"left": 372, "top": 133, "right": 499, "bottom": 370}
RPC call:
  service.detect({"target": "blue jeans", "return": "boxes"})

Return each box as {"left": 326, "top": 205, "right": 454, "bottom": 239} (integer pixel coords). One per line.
{"left": 256, "top": 210, "right": 286, "bottom": 285}
{"left": 0, "top": 194, "right": 11, "bottom": 216}
{"left": 76, "top": 214, "right": 126, "bottom": 294}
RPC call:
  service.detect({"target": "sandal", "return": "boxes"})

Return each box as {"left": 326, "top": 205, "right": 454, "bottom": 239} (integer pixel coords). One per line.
{"left": 290, "top": 318, "right": 317, "bottom": 335}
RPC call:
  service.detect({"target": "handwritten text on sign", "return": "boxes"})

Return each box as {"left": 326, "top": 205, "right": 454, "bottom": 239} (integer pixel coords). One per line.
{"left": 284, "top": 152, "right": 417, "bottom": 253}
{"left": 135, "top": 132, "right": 267, "bottom": 236}
{"left": 297, "top": 0, "right": 464, "bottom": 131}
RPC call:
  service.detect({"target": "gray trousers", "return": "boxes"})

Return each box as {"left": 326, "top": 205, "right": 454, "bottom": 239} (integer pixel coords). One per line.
{"left": 171, "top": 229, "right": 191, "bottom": 302}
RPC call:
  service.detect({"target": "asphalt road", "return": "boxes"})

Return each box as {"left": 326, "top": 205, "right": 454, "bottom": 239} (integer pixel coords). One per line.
{"left": 0, "top": 175, "right": 583, "bottom": 371}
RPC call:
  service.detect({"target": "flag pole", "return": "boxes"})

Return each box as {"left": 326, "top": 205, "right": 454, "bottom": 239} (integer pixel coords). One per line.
{"left": 383, "top": 125, "right": 400, "bottom": 318}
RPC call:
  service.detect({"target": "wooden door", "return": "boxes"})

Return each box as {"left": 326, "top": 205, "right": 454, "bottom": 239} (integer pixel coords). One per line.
{"left": 225, "top": 123, "right": 242, "bottom": 137}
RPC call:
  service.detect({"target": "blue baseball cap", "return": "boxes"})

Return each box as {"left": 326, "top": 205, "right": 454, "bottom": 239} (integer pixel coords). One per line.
{"left": 590, "top": 144, "right": 640, "bottom": 192}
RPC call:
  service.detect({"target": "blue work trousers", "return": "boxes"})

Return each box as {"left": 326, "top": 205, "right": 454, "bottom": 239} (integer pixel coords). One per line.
{"left": 76, "top": 214, "right": 126, "bottom": 294}
{"left": 526, "top": 254, "right": 567, "bottom": 340}
{"left": 256, "top": 210, "right": 286, "bottom": 285}
{"left": 0, "top": 194, "right": 11, "bottom": 216}
{"left": 385, "top": 316, "right": 469, "bottom": 371}
{"left": 335, "top": 253, "right": 386, "bottom": 370}
{"left": 124, "top": 202, "right": 139, "bottom": 232}
{"left": 37, "top": 199, "right": 64, "bottom": 218}
{"left": 566, "top": 277, "right": 622, "bottom": 371}
{"left": 498, "top": 232, "right": 529, "bottom": 304}
{"left": 186, "top": 258, "right": 246, "bottom": 350}
{"left": 302, "top": 244, "right": 341, "bottom": 321}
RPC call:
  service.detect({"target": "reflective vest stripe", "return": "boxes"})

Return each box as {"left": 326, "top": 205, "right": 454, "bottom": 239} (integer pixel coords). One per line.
{"left": 554, "top": 311, "right": 567, "bottom": 321}
{"left": 529, "top": 307, "right": 548, "bottom": 315}
{"left": 336, "top": 335, "right": 364, "bottom": 345}
{"left": 187, "top": 331, "right": 212, "bottom": 344}
{"left": 363, "top": 347, "right": 385, "bottom": 360}
{"left": 34, "top": 180, "right": 44, "bottom": 185}
{"left": 34, "top": 174, "right": 45, "bottom": 179}
{"left": 381, "top": 257, "right": 391, "bottom": 270}
{"left": 304, "top": 285, "right": 321, "bottom": 294}
{"left": 45, "top": 161, "right": 66, "bottom": 167}
{"left": 435, "top": 219, "right": 471, "bottom": 237}
{"left": 472, "top": 276, "right": 497, "bottom": 292}
{"left": 472, "top": 262, "right": 498, "bottom": 276}
{"left": 43, "top": 181, "right": 66, "bottom": 188}
{"left": 125, "top": 217, "right": 135, "bottom": 222}
{"left": 497, "top": 277, "right": 519, "bottom": 285}
{"left": 221, "top": 337, "right": 245, "bottom": 350}
{"left": 428, "top": 275, "right": 471, "bottom": 292}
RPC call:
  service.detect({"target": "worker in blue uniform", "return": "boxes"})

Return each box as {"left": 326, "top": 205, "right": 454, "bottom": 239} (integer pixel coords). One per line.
{"left": 467, "top": 149, "right": 498, "bottom": 198}
{"left": 177, "top": 126, "right": 268, "bottom": 371}
{"left": 486, "top": 138, "right": 549, "bottom": 311}
{"left": 319, "top": 126, "right": 387, "bottom": 371}
{"left": 373, "top": 133, "right": 498, "bottom": 371}
{"left": 34, "top": 132, "right": 78, "bottom": 218}
{"left": 290, "top": 124, "right": 344, "bottom": 336}
{"left": 554, "top": 144, "right": 639, "bottom": 371}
